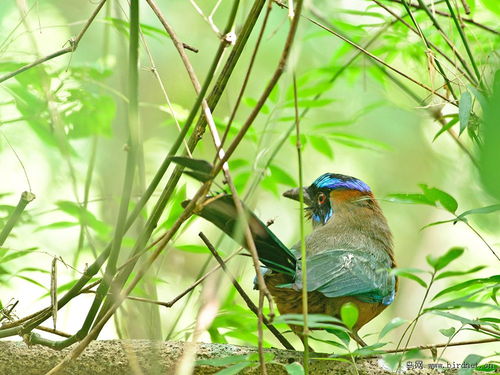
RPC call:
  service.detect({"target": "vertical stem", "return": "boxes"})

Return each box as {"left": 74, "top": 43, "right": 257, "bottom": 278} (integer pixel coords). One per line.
{"left": 293, "top": 74, "right": 309, "bottom": 373}
{"left": 396, "top": 271, "right": 436, "bottom": 368}
{"left": 86, "top": 0, "right": 140, "bottom": 332}
{"left": 443, "top": 0, "right": 483, "bottom": 88}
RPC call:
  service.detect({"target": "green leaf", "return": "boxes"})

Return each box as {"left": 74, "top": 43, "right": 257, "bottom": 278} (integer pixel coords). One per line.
{"left": 214, "top": 362, "right": 253, "bottom": 375}
{"left": 433, "top": 116, "right": 459, "bottom": 141}
{"left": 243, "top": 97, "right": 270, "bottom": 114}
{"left": 160, "top": 185, "right": 186, "bottom": 230}
{"left": 63, "top": 90, "right": 115, "bottom": 138}
{"left": 246, "top": 353, "right": 274, "bottom": 362}
{"left": 276, "top": 314, "right": 347, "bottom": 330}
{"left": 458, "top": 354, "right": 483, "bottom": 375}
{"left": 426, "top": 247, "right": 464, "bottom": 272}
{"left": 104, "top": 17, "right": 171, "bottom": 41}
{"left": 431, "top": 311, "right": 497, "bottom": 327}
{"left": 459, "top": 91, "right": 473, "bottom": 135}
{"left": 479, "top": 0, "right": 500, "bottom": 15}
{"left": 35, "top": 221, "right": 79, "bottom": 231}
{"left": 308, "top": 335, "right": 348, "bottom": 350}
{"left": 16, "top": 267, "right": 50, "bottom": 274}
{"left": 435, "top": 265, "right": 486, "bottom": 280}
{"left": 329, "top": 132, "right": 389, "bottom": 151}
{"left": 427, "top": 296, "right": 498, "bottom": 311}
{"left": 269, "top": 165, "right": 297, "bottom": 187}
{"left": 386, "top": 193, "right": 433, "bottom": 205}
{"left": 379, "top": 317, "right": 407, "bottom": 339}
{"left": 174, "top": 244, "right": 209, "bottom": 254}
{"left": 340, "top": 302, "right": 358, "bottom": 329}
{"left": 183, "top": 170, "right": 211, "bottom": 183}
{"left": 56, "top": 201, "right": 109, "bottom": 236}
{"left": 196, "top": 355, "right": 247, "bottom": 366}
{"left": 309, "top": 135, "right": 334, "bottom": 159}
{"left": 284, "top": 98, "right": 335, "bottom": 108}
{"left": 432, "top": 275, "right": 500, "bottom": 300}
{"left": 0, "top": 248, "right": 37, "bottom": 263}
{"left": 351, "top": 342, "right": 388, "bottom": 356}
{"left": 420, "top": 219, "right": 457, "bottom": 230}
{"left": 13, "top": 275, "right": 47, "bottom": 291}
{"left": 456, "top": 204, "right": 500, "bottom": 220}
{"left": 419, "top": 184, "right": 458, "bottom": 213}
{"left": 169, "top": 156, "right": 213, "bottom": 174}
{"left": 326, "top": 328, "right": 351, "bottom": 346}
{"left": 390, "top": 268, "right": 428, "bottom": 287}
{"left": 285, "top": 362, "right": 304, "bottom": 375}
{"left": 439, "top": 327, "right": 456, "bottom": 337}
{"left": 468, "top": 86, "right": 488, "bottom": 110}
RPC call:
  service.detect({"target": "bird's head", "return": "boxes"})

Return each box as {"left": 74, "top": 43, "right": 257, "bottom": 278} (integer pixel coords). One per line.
{"left": 283, "top": 173, "right": 374, "bottom": 226}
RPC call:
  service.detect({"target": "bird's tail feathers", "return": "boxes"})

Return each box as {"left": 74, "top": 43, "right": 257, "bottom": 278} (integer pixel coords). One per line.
{"left": 183, "top": 195, "right": 296, "bottom": 275}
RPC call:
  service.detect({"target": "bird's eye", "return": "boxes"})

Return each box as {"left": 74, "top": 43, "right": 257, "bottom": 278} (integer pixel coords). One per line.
{"left": 317, "top": 192, "right": 327, "bottom": 205}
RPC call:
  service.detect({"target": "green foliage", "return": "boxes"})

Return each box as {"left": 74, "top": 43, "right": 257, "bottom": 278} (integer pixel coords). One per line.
{"left": 0, "top": 0, "right": 498, "bottom": 371}
{"left": 388, "top": 184, "right": 458, "bottom": 213}
{"left": 340, "top": 302, "right": 358, "bottom": 330}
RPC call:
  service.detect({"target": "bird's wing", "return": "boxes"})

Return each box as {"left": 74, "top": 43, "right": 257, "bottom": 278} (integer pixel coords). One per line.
{"left": 292, "top": 249, "right": 395, "bottom": 305}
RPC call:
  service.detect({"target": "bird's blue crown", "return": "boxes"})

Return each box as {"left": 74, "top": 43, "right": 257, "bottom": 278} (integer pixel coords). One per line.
{"left": 312, "top": 173, "right": 371, "bottom": 193}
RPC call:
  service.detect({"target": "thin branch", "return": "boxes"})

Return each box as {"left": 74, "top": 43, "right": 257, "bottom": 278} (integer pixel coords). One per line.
{"left": 214, "top": 0, "right": 305, "bottom": 171}
{"left": 0, "top": 0, "right": 107, "bottom": 84}
{"left": 387, "top": 0, "right": 499, "bottom": 35}
{"left": 152, "top": 3, "right": 278, "bottom": 371}
{"left": 199, "top": 232, "right": 295, "bottom": 351}
{"left": 371, "top": 0, "right": 475, "bottom": 85}
{"left": 149, "top": 6, "right": 280, "bottom": 371}
{"left": 384, "top": 337, "right": 498, "bottom": 353}
{"left": 44, "top": 0, "right": 304, "bottom": 370}
{"left": 35, "top": 326, "right": 72, "bottom": 339}
{"left": 462, "top": 220, "right": 500, "bottom": 261}
{"left": 410, "top": 0, "right": 479, "bottom": 87}
{"left": 443, "top": 0, "right": 484, "bottom": 89}
{"left": 293, "top": 73, "right": 309, "bottom": 370}
{"left": 274, "top": 1, "right": 477, "bottom": 167}
{"left": 306, "top": 7, "right": 455, "bottom": 105}
{"left": 219, "top": 1, "right": 273, "bottom": 149}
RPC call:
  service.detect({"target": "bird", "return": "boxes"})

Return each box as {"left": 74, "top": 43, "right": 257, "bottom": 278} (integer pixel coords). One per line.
{"left": 187, "top": 172, "right": 397, "bottom": 348}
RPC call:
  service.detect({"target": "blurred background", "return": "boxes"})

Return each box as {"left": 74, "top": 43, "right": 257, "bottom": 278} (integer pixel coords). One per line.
{"left": 0, "top": 0, "right": 499, "bottom": 366}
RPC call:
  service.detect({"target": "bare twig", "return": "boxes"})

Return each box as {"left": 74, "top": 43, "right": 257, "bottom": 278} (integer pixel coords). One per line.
{"left": 44, "top": 0, "right": 304, "bottom": 370}
{"left": 386, "top": 0, "right": 499, "bottom": 35}
{"left": 148, "top": 3, "right": 277, "bottom": 372}
{"left": 219, "top": 1, "right": 273, "bottom": 149}
{"left": 383, "top": 337, "right": 498, "bottom": 354}
{"left": 35, "top": 326, "right": 71, "bottom": 339}
{"left": 306, "top": 7, "right": 455, "bottom": 105}
{"left": 0, "top": 0, "right": 107, "bottom": 84}
{"left": 459, "top": 0, "right": 471, "bottom": 14}
{"left": 199, "top": 232, "right": 295, "bottom": 350}
{"left": 371, "top": 0, "right": 475, "bottom": 85}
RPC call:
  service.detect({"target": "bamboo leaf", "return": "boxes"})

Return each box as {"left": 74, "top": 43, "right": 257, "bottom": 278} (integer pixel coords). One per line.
{"left": 426, "top": 247, "right": 465, "bottom": 272}
{"left": 379, "top": 317, "right": 407, "bottom": 339}
{"left": 435, "top": 265, "right": 486, "bottom": 280}
{"left": 459, "top": 91, "right": 473, "bottom": 135}
{"left": 285, "top": 362, "right": 304, "bottom": 375}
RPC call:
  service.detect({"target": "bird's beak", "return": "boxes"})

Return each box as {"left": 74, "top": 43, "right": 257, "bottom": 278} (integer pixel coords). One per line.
{"left": 283, "top": 187, "right": 312, "bottom": 206}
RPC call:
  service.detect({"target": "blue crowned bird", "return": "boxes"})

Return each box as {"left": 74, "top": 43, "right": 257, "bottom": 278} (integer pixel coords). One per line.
{"left": 186, "top": 173, "right": 397, "bottom": 347}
